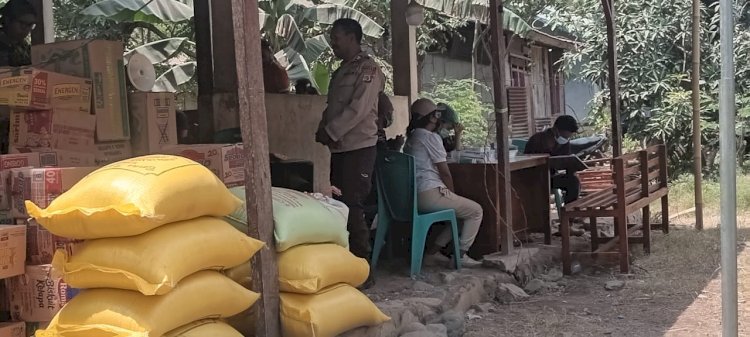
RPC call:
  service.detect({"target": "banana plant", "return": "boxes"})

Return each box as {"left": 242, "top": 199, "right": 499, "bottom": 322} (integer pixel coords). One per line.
{"left": 418, "top": 0, "right": 533, "bottom": 38}
{"left": 81, "top": 0, "right": 197, "bottom": 92}
{"left": 258, "top": 0, "right": 384, "bottom": 93}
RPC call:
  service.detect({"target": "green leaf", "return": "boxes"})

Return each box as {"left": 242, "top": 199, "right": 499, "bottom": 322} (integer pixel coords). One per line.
{"left": 153, "top": 62, "right": 196, "bottom": 92}
{"left": 301, "top": 34, "right": 330, "bottom": 64}
{"left": 311, "top": 62, "right": 331, "bottom": 95}
{"left": 124, "top": 38, "right": 188, "bottom": 64}
{"left": 280, "top": 49, "right": 312, "bottom": 83}
{"left": 304, "top": 4, "right": 385, "bottom": 38}
{"left": 419, "top": 1, "right": 533, "bottom": 37}
{"left": 81, "top": 0, "right": 194, "bottom": 23}
{"left": 276, "top": 14, "right": 306, "bottom": 53}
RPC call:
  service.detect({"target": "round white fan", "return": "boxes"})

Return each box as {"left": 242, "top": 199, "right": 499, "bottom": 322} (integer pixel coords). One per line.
{"left": 127, "top": 53, "right": 156, "bottom": 92}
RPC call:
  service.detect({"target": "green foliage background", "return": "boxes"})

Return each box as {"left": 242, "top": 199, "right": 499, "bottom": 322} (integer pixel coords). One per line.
{"left": 422, "top": 79, "right": 492, "bottom": 148}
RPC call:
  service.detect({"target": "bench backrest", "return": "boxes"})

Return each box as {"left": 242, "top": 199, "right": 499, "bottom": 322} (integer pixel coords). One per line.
{"left": 612, "top": 144, "right": 668, "bottom": 206}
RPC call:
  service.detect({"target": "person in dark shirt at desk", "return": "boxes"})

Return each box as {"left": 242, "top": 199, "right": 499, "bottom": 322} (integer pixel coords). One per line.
{"left": 0, "top": 0, "right": 36, "bottom": 67}
{"left": 525, "top": 115, "right": 581, "bottom": 204}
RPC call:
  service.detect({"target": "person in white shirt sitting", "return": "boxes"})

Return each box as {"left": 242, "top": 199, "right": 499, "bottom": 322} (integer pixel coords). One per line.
{"left": 403, "top": 98, "right": 483, "bottom": 268}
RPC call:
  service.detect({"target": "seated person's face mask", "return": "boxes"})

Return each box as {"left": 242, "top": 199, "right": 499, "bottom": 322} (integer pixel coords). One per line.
{"left": 438, "top": 123, "right": 454, "bottom": 138}
{"left": 556, "top": 136, "right": 569, "bottom": 145}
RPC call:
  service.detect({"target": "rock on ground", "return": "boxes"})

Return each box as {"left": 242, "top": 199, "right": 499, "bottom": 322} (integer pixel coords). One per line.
{"left": 496, "top": 283, "right": 530, "bottom": 304}
{"left": 524, "top": 278, "right": 546, "bottom": 294}
{"left": 605, "top": 280, "right": 626, "bottom": 291}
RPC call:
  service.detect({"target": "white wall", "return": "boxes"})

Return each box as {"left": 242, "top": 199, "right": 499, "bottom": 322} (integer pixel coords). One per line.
{"left": 563, "top": 63, "right": 599, "bottom": 121}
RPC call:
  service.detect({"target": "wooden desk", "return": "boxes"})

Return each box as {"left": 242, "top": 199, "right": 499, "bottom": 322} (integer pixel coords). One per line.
{"left": 449, "top": 155, "right": 551, "bottom": 257}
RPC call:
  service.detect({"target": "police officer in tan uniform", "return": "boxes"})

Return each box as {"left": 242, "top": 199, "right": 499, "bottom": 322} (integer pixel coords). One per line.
{"left": 316, "top": 18, "right": 385, "bottom": 268}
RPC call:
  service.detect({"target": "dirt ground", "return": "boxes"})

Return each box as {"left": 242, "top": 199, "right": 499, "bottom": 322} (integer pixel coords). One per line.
{"left": 464, "top": 213, "right": 750, "bottom": 337}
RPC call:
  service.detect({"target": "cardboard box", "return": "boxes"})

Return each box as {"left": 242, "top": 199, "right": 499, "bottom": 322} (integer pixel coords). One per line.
{"left": 129, "top": 92, "right": 177, "bottom": 156}
{"left": 31, "top": 40, "right": 130, "bottom": 141}
{"left": 10, "top": 148, "right": 95, "bottom": 168}
{"left": 9, "top": 167, "right": 97, "bottom": 219}
{"left": 161, "top": 144, "right": 246, "bottom": 187}
{"left": 26, "top": 220, "right": 81, "bottom": 265}
{"left": 7, "top": 265, "right": 78, "bottom": 322}
{"left": 94, "top": 141, "right": 132, "bottom": 166}
{"left": 0, "top": 322, "right": 24, "bottom": 337}
{"left": 0, "top": 152, "right": 58, "bottom": 210}
{"left": 0, "top": 225, "right": 25, "bottom": 279}
{"left": 0, "top": 68, "right": 92, "bottom": 114}
{"left": 9, "top": 109, "right": 97, "bottom": 153}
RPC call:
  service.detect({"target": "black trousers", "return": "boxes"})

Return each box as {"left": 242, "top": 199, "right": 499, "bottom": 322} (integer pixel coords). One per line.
{"left": 330, "top": 146, "right": 377, "bottom": 259}
{"left": 552, "top": 172, "right": 581, "bottom": 204}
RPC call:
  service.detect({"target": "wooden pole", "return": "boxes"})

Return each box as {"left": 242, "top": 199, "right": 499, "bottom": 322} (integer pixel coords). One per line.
{"left": 489, "top": 0, "right": 514, "bottom": 254}
{"left": 692, "top": 0, "right": 704, "bottom": 230}
{"left": 391, "top": 0, "right": 418, "bottom": 102}
{"left": 194, "top": 0, "right": 215, "bottom": 143}
{"left": 230, "top": 0, "right": 280, "bottom": 336}
{"left": 602, "top": 0, "right": 622, "bottom": 157}
{"left": 29, "top": 0, "right": 54, "bottom": 45}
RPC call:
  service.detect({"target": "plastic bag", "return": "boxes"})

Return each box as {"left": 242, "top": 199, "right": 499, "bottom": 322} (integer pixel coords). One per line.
{"left": 279, "top": 244, "right": 369, "bottom": 294}
{"left": 281, "top": 284, "right": 390, "bottom": 337}
{"left": 27, "top": 155, "right": 242, "bottom": 239}
{"left": 36, "top": 271, "right": 258, "bottom": 337}
{"left": 53, "top": 217, "right": 264, "bottom": 295}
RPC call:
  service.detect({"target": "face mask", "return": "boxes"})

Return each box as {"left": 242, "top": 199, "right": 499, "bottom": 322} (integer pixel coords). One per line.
{"left": 556, "top": 136, "right": 569, "bottom": 145}
{"left": 438, "top": 128, "right": 450, "bottom": 138}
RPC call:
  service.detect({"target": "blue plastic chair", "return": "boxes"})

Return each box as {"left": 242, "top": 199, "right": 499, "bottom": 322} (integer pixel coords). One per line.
{"left": 511, "top": 138, "right": 528, "bottom": 153}
{"left": 370, "top": 151, "right": 461, "bottom": 277}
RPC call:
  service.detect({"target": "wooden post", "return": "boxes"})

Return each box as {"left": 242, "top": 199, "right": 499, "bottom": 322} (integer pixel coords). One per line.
{"left": 391, "top": 0, "right": 419, "bottom": 102}
{"left": 602, "top": 0, "right": 622, "bottom": 157}
{"left": 194, "top": 0, "right": 215, "bottom": 143}
{"left": 29, "top": 0, "right": 53, "bottom": 45}
{"left": 692, "top": 0, "right": 704, "bottom": 230}
{"left": 489, "top": 0, "right": 513, "bottom": 254}
{"left": 230, "top": 0, "right": 280, "bottom": 336}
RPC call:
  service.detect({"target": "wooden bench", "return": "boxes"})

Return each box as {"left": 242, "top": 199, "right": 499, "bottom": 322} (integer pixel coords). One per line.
{"left": 560, "top": 145, "right": 669, "bottom": 275}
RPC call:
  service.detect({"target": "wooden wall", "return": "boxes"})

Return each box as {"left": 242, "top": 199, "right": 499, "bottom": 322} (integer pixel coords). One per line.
{"left": 264, "top": 94, "right": 410, "bottom": 193}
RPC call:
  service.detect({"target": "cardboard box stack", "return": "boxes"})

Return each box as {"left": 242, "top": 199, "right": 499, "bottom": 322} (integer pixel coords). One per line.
{"left": 161, "top": 143, "right": 246, "bottom": 187}
{"left": 31, "top": 40, "right": 130, "bottom": 142}
{"left": 0, "top": 43, "right": 113, "bottom": 334}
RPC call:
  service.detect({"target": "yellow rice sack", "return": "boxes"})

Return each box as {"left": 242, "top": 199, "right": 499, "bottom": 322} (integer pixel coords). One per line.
{"left": 52, "top": 217, "right": 264, "bottom": 295}
{"left": 27, "top": 155, "right": 242, "bottom": 239}
{"left": 224, "top": 260, "right": 252, "bottom": 290}
{"left": 226, "top": 187, "right": 349, "bottom": 252}
{"left": 36, "top": 271, "right": 259, "bottom": 337}
{"left": 281, "top": 284, "right": 390, "bottom": 337}
{"left": 279, "top": 244, "right": 369, "bottom": 294}
{"left": 164, "top": 320, "right": 244, "bottom": 337}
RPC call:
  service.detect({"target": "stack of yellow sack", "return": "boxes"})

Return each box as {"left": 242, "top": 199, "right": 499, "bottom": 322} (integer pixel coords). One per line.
{"left": 228, "top": 187, "right": 390, "bottom": 337}
{"left": 23, "top": 155, "right": 264, "bottom": 337}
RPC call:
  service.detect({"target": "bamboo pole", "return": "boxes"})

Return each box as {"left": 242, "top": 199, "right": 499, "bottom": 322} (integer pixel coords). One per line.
{"left": 692, "top": 0, "right": 704, "bottom": 231}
